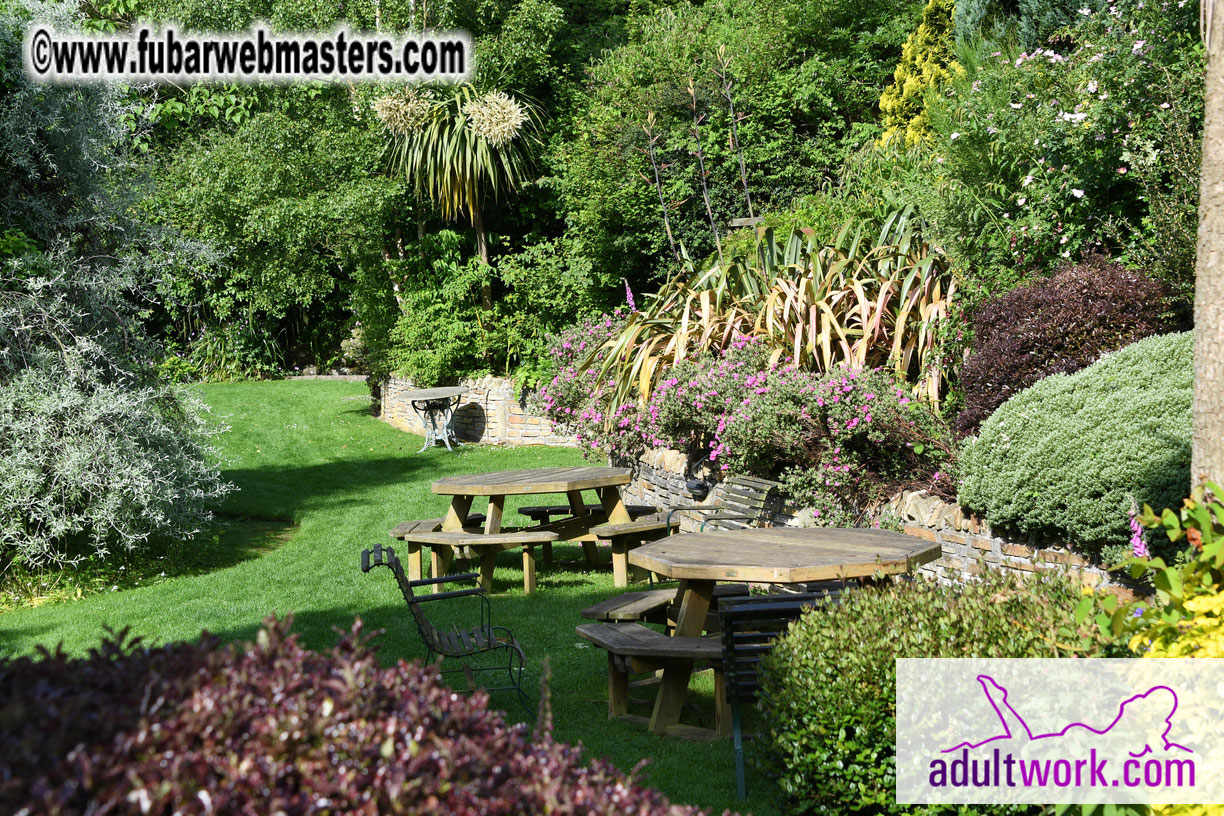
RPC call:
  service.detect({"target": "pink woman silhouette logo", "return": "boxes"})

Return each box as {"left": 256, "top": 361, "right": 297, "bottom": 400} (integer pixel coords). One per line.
{"left": 943, "top": 675, "right": 1193, "bottom": 758}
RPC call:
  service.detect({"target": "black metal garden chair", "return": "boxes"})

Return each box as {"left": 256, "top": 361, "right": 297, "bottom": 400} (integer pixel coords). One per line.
{"left": 717, "top": 586, "right": 844, "bottom": 800}
{"left": 360, "top": 543, "right": 532, "bottom": 715}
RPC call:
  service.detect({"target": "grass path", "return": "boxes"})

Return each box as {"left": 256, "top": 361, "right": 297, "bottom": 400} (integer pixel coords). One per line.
{"left": 0, "top": 380, "right": 778, "bottom": 814}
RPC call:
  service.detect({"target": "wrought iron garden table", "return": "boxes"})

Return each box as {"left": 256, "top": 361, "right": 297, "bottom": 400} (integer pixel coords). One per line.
{"left": 404, "top": 386, "right": 468, "bottom": 452}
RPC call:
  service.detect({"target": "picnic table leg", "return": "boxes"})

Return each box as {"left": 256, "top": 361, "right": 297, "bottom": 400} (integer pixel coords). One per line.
{"left": 713, "top": 666, "right": 732, "bottom": 737}
{"left": 485, "top": 495, "right": 504, "bottom": 534}
{"left": 431, "top": 545, "right": 454, "bottom": 579}
{"left": 649, "top": 579, "right": 715, "bottom": 735}
{"left": 608, "top": 653, "right": 629, "bottom": 718}
{"left": 442, "top": 495, "right": 473, "bottom": 532}
{"left": 479, "top": 546, "right": 497, "bottom": 592}
{"left": 406, "top": 540, "right": 424, "bottom": 582}
{"left": 568, "top": 490, "right": 600, "bottom": 564}
{"left": 610, "top": 535, "right": 630, "bottom": 588}
{"left": 522, "top": 544, "right": 536, "bottom": 594}
{"left": 598, "top": 486, "right": 632, "bottom": 524}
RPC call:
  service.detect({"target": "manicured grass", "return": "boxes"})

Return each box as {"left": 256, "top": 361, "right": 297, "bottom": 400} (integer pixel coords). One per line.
{"left": 0, "top": 380, "right": 779, "bottom": 814}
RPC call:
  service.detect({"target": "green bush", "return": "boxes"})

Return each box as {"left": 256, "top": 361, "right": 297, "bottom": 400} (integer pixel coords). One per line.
{"left": 878, "top": 0, "right": 961, "bottom": 146}
{"left": 759, "top": 570, "right": 1119, "bottom": 814}
{"left": 958, "top": 331, "right": 1191, "bottom": 562}
{"left": 0, "top": 3, "right": 230, "bottom": 570}
{"left": 923, "top": 0, "right": 1204, "bottom": 302}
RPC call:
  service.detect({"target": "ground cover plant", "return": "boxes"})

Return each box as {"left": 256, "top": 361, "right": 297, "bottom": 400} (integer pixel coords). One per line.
{"left": 759, "top": 569, "right": 1122, "bottom": 815}
{"left": 0, "top": 380, "right": 776, "bottom": 814}
{"left": 958, "top": 331, "right": 1192, "bottom": 564}
{"left": 0, "top": 615, "right": 728, "bottom": 815}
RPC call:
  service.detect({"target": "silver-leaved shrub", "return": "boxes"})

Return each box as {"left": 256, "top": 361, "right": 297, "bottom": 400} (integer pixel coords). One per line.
{"left": 0, "top": 1, "right": 230, "bottom": 569}
{"left": 957, "top": 330, "right": 1190, "bottom": 562}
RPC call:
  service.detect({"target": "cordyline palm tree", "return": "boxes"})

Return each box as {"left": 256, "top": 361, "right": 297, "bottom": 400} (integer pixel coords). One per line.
{"left": 374, "top": 83, "right": 542, "bottom": 309}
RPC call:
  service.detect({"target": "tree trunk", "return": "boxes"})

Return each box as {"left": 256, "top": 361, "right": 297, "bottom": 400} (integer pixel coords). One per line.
{"left": 473, "top": 199, "right": 492, "bottom": 311}
{"left": 1193, "top": 0, "right": 1224, "bottom": 485}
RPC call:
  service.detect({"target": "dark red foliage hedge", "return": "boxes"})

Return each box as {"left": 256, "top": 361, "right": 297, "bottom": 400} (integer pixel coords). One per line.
{"left": 0, "top": 616, "right": 728, "bottom": 815}
{"left": 954, "top": 256, "right": 1176, "bottom": 436}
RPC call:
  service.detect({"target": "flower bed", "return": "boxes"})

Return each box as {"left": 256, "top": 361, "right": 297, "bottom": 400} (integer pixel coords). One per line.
{"left": 537, "top": 326, "right": 954, "bottom": 522}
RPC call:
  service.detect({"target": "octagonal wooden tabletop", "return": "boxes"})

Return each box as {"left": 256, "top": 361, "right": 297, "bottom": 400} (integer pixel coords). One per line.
{"left": 432, "top": 466, "right": 632, "bottom": 497}
{"left": 628, "top": 526, "right": 941, "bottom": 583}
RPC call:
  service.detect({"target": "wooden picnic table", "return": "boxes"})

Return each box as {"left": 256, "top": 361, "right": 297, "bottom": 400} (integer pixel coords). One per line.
{"left": 429, "top": 466, "right": 634, "bottom": 591}
{"left": 626, "top": 526, "right": 941, "bottom": 736}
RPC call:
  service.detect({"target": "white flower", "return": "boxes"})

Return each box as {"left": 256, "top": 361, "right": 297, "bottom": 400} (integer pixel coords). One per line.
{"left": 1132, "top": 40, "right": 1146, "bottom": 53}
{"left": 463, "top": 91, "right": 528, "bottom": 147}
{"left": 1086, "top": 80, "right": 1098, "bottom": 93}
{"left": 1071, "top": 188, "right": 1085, "bottom": 198}
{"left": 1059, "top": 112, "right": 1088, "bottom": 123}
{"left": 372, "top": 88, "right": 433, "bottom": 135}
{"left": 1160, "top": 102, "right": 1171, "bottom": 109}
{"left": 1010, "top": 102, "right": 1023, "bottom": 109}
{"left": 1022, "top": 175, "right": 1034, "bottom": 187}
{"left": 1079, "top": 6, "right": 1092, "bottom": 12}
{"left": 1018, "top": 197, "right": 1026, "bottom": 205}
{"left": 950, "top": 132, "right": 960, "bottom": 140}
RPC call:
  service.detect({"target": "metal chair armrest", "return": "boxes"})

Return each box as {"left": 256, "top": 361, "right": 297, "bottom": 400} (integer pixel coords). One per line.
{"left": 408, "top": 571, "right": 481, "bottom": 589}
{"left": 699, "top": 513, "right": 756, "bottom": 532}
{"left": 665, "top": 504, "right": 731, "bottom": 533}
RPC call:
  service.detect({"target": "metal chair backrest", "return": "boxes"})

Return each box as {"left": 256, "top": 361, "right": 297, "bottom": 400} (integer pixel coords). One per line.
{"left": 361, "top": 543, "right": 447, "bottom": 655}
{"left": 717, "top": 588, "right": 839, "bottom": 702}
{"left": 717, "top": 585, "right": 843, "bottom": 800}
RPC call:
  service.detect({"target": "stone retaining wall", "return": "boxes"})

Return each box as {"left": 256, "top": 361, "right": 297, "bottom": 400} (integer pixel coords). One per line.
{"left": 377, "top": 384, "right": 1127, "bottom": 594}
{"left": 617, "top": 449, "right": 799, "bottom": 532}
{"left": 379, "top": 375, "right": 577, "bottom": 447}
{"left": 881, "top": 489, "right": 1134, "bottom": 597}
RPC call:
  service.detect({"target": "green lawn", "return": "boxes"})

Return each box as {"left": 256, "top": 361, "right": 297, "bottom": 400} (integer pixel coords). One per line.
{"left": 0, "top": 380, "right": 779, "bottom": 814}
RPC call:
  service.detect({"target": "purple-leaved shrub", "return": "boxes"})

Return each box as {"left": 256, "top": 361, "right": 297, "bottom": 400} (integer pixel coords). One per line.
{"left": 0, "top": 616, "right": 732, "bottom": 815}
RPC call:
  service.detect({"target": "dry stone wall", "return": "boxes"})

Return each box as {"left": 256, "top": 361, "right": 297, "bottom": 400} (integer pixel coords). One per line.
{"left": 377, "top": 384, "right": 1133, "bottom": 595}
{"left": 379, "top": 375, "right": 576, "bottom": 447}
{"left": 880, "top": 489, "right": 1134, "bottom": 597}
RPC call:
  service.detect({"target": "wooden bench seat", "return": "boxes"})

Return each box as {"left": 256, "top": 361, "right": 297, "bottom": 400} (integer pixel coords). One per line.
{"left": 581, "top": 584, "right": 750, "bottom": 628}
{"left": 401, "top": 529, "right": 559, "bottom": 594}
{"left": 590, "top": 476, "right": 781, "bottom": 588}
{"left": 390, "top": 514, "right": 487, "bottom": 538}
{"left": 519, "top": 504, "right": 656, "bottom": 524}
{"left": 576, "top": 622, "right": 728, "bottom": 734}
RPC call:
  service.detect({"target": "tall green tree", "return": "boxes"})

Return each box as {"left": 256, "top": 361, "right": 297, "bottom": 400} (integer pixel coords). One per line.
{"left": 1193, "top": 0, "right": 1224, "bottom": 483}
{"left": 376, "top": 84, "right": 543, "bottom": 307}
{"left": 879, "top": 0, "right": 961, "bottom": 146}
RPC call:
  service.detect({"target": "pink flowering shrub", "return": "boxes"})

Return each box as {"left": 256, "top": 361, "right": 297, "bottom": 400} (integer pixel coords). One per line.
{"left": 532, "top": 309, "right": 631, "bottom": 451}
{"left": 539, "top": 325, "right": 953, "bottom": 519}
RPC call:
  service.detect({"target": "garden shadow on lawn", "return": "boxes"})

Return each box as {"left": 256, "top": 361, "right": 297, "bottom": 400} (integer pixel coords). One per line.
{"left": 219, "top": 456, "right": 434, "bottom": 522}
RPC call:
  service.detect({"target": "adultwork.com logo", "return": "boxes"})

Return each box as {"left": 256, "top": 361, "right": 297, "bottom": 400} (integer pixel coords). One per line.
{"left": 896, "top": 659, "right": 1222, "bottom": 806}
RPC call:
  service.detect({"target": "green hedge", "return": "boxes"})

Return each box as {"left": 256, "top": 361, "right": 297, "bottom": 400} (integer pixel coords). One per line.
{"left": 957, "top": 331, "right": 1191, "bottom": 562}
{"left": 758, "top": 571, "right": 1118, "bottom": 814}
